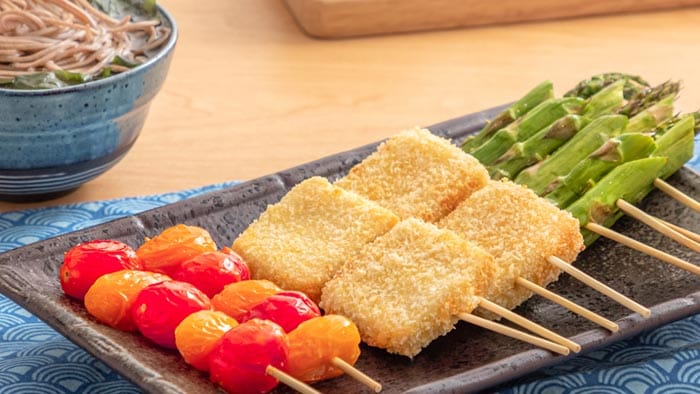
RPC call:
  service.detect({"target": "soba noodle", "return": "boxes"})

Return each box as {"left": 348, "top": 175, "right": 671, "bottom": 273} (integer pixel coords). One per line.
{"left": 0, "top": 0, "right": 170, "bottom": 81}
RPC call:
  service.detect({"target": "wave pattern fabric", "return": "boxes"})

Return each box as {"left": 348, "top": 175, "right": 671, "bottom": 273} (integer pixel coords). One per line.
{"left": 0, "top": 134, "right": 699, "bottom": 393}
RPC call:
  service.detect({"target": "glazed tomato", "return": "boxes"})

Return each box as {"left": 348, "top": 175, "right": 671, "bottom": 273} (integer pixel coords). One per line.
{"left": 60, "top": 239, "right": 142, "bottom": 300}
{"left": 209, "top": 319, "right": 289, "bottom": 394}
{"left": 243, "top": 291, "right": 321, "bottom": 332}
{"left": 287, "top": 315, "right": 361, "bottom": 383}
{"left": 136, "top": 224, "right": 217, "bottom": 275}
{"left": 84, "top": 270, "right": 170, "bottom": 331}
{"left": 131, "top": 280, "right": 211, "bottom": 348}
{"left": 175, "top": 310, "right": 238, "bottom": 371}
{"left": 171, "top": 249, "right": 250, "bottom": 298}
{"left": 211, "top": 280, "right": 281, "bottom": 322}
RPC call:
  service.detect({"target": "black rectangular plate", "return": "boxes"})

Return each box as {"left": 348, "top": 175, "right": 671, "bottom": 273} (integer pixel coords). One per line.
{"left": 0, "top": 105, "right": 698, "bottom": 393}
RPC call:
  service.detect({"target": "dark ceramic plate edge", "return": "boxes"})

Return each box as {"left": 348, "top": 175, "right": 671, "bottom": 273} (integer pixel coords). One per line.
{"left": 0, "top": 104, "right": 698, "bottom": 394}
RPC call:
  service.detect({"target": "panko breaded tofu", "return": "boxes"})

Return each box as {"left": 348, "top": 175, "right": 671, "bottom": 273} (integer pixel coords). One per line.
{"left": 334, "top": 127, "right": 488, "bottom": 223}
{"left": 439, "top": 179, "right": 584, "bottom": 313}
{"left": 320, "top": 218, "right": 495, "bottom": 358}
{"left": 232, "top": 176, "right": 399, "bottom": 302}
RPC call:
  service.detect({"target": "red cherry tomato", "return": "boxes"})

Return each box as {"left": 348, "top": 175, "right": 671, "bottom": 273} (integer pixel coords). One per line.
{"left": 243, "top": 291, "right": 321, "bottom": 332}
{"left": 209, "top": 319, "right": 289, "bottom": 394}
{"left": 171, "top": 249, "right": 250, "bottom": 298}
{"left": 60, "top": 240, "right": 142, "bottom": 300}
{"left": 131, "top": 280, "right": 211, "bottom": 348}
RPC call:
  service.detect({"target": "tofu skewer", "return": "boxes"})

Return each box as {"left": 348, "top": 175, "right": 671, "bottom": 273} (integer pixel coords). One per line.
{"left": 233, "top": 175, "right": 571, "bottom": 357}
{"left": 440, "top": 179, "right": 649, "bottom": 321}
{"left": 334, "top": 127, "right": 490, "bottom": 223}
{"left": 320, "top": 218, "right": 570, "bottom": 357}
{"left": 339, "top": 129, "right": 620, "bottom": 332}
{"left": 232, "top": 176, "right": 400, "bottom": 303}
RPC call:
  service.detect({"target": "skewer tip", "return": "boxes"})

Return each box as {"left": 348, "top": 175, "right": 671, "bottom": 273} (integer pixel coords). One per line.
{"left": 332, "top": 357, "right": 383, "bottom": 392}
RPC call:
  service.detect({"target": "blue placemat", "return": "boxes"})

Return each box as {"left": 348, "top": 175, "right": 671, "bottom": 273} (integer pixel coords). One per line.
{"left": 1, "top": 145, "right": 699, "bottom": 393}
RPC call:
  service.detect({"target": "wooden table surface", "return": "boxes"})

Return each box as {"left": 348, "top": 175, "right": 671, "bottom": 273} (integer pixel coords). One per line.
{"left": 2, "top": 1, "right": 700, "bottom": 211}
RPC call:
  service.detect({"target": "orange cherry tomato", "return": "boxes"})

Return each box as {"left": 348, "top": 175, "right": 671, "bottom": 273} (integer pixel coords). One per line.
{"left": 211, "top": 280, "right": 281, "bottom": 322}
{"left": 84, "top": 270, "right": 170, "bottom": 331}
{"left": 136, "top": 224, "right": 217, "bottom": 275}
{"left": 287, "top": 315, "right": 361, "bottom": 383}
{"left": 175, "top": 310, "right": 238, "bottom": 371}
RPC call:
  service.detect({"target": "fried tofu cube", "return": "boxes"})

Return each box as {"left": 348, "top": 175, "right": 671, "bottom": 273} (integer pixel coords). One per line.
{"left": 320, "top": 218, "right": 495, "bottom": 358}
{"left": 334, "top": 127, "right": 489, "bottom": 223}
{"left": 232, "top": 176, "right": 399, "bottom": 302}
{"left": 439, "top": 180, "right": 584, "bottom": 313}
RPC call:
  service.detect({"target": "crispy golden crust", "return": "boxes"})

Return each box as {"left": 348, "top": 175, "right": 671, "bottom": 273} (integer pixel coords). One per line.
{"left": 335, "top": 127, "right": 488, "bottom": 223}
{"left": 232, "top": 176, "right": 399, "bottom": 302}
{"left": 320, "top": 218, "right": 495, "bottom": 358}
{"left": 439, "top": 180, "right": 584, "bottom": 313}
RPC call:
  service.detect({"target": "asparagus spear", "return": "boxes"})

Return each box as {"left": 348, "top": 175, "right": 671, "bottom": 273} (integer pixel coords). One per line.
{"left": 462, "top": 81, "right": 555, "bottom": 152}
{"left": 545, "top": 133, "right": 657, "bottom": 208}
{"left": 617, "top": 80, "right": 681, "bottom": 117}
{"left": 567, "top": 157, "right": 668, "bottom": 246}
{"left": 491, "top": 80, "right": 627, "bottom": 179}
{"left": 649, "top": 114, "right": 696, "bottom": 180}
{"left": 625, "top": 95, "right": 675, "bottom": 134}
{"left": 564, "top": 72, "right": 649, "bottom": 100}
{"left": 514, "top": 115, "right": 629, "bottom": 195}
{"left": 471, "top": 97, "right": 585, "bottom": 165}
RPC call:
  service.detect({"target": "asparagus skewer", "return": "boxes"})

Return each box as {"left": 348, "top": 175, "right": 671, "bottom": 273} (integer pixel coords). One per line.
{"left": 471, "top": 97, "right": 585, "bottom": 165}
{"left": 490, "top": 80, "right": 627, "bottom": 179}
{"left": 513, "top": 115, "right": 629, "bottom": 195}
{"left": 545, "top": 133, "right": 657, "bottom": 208}
{"left": 514, "top": 93, "right": 676, "bottom": 195}
{"left": 568, "top": 157, "right": 668, "bottom": 246}
{"left": 570, "top": 114, "right": 695, "bottom": 246}
{"left": 462, "top": 81, "right": 555, "bottom": 152}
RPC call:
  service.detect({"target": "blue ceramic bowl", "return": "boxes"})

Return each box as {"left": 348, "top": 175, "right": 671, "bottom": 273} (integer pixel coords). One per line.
{"left": 0, "top": 6, "right": 177, "bottom": 202}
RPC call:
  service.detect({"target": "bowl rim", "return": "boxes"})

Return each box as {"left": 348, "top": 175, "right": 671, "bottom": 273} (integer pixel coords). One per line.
{"left": 0, "top": 3, "right": 178, "bottom": 96}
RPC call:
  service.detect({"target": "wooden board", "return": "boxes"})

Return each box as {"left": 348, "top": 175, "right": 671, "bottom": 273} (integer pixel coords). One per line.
{"left": 285, "top": 0, "right": 700, "bottom": 38}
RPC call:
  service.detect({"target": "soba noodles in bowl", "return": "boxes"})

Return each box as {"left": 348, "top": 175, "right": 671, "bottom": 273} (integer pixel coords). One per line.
{"left": 0, "top": 0, "right": 177, "bottom": 201}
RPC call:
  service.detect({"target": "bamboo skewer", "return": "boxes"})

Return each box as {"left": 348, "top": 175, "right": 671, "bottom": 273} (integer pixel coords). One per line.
{"left": 457, "top": 312, "right": 570, "bottom": 356}
{"left": 586, "top": 223, "right": 700, "bottom": 276}
{"left": 547, "top": 256, "right": 652, "bottom": 318}
{"left": 331, "top": 357, "right": 382, "bottom": 393}
{"left": 656, "top": 218, "right": 700, "bottom": 243}
{"left": 654, "top": 178, "right": 700, "bottom": 213}
{"left": 616, "top": 199, "right": 700, "bottom": 252}
{"left": 515, "top": 277, "right": 619, "bottom": 332}
{"left": 477, "top": 297, "right": 581, "bottom": 352}
{"left": 266, "top": 365, "right": 321, "bottom": 394}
